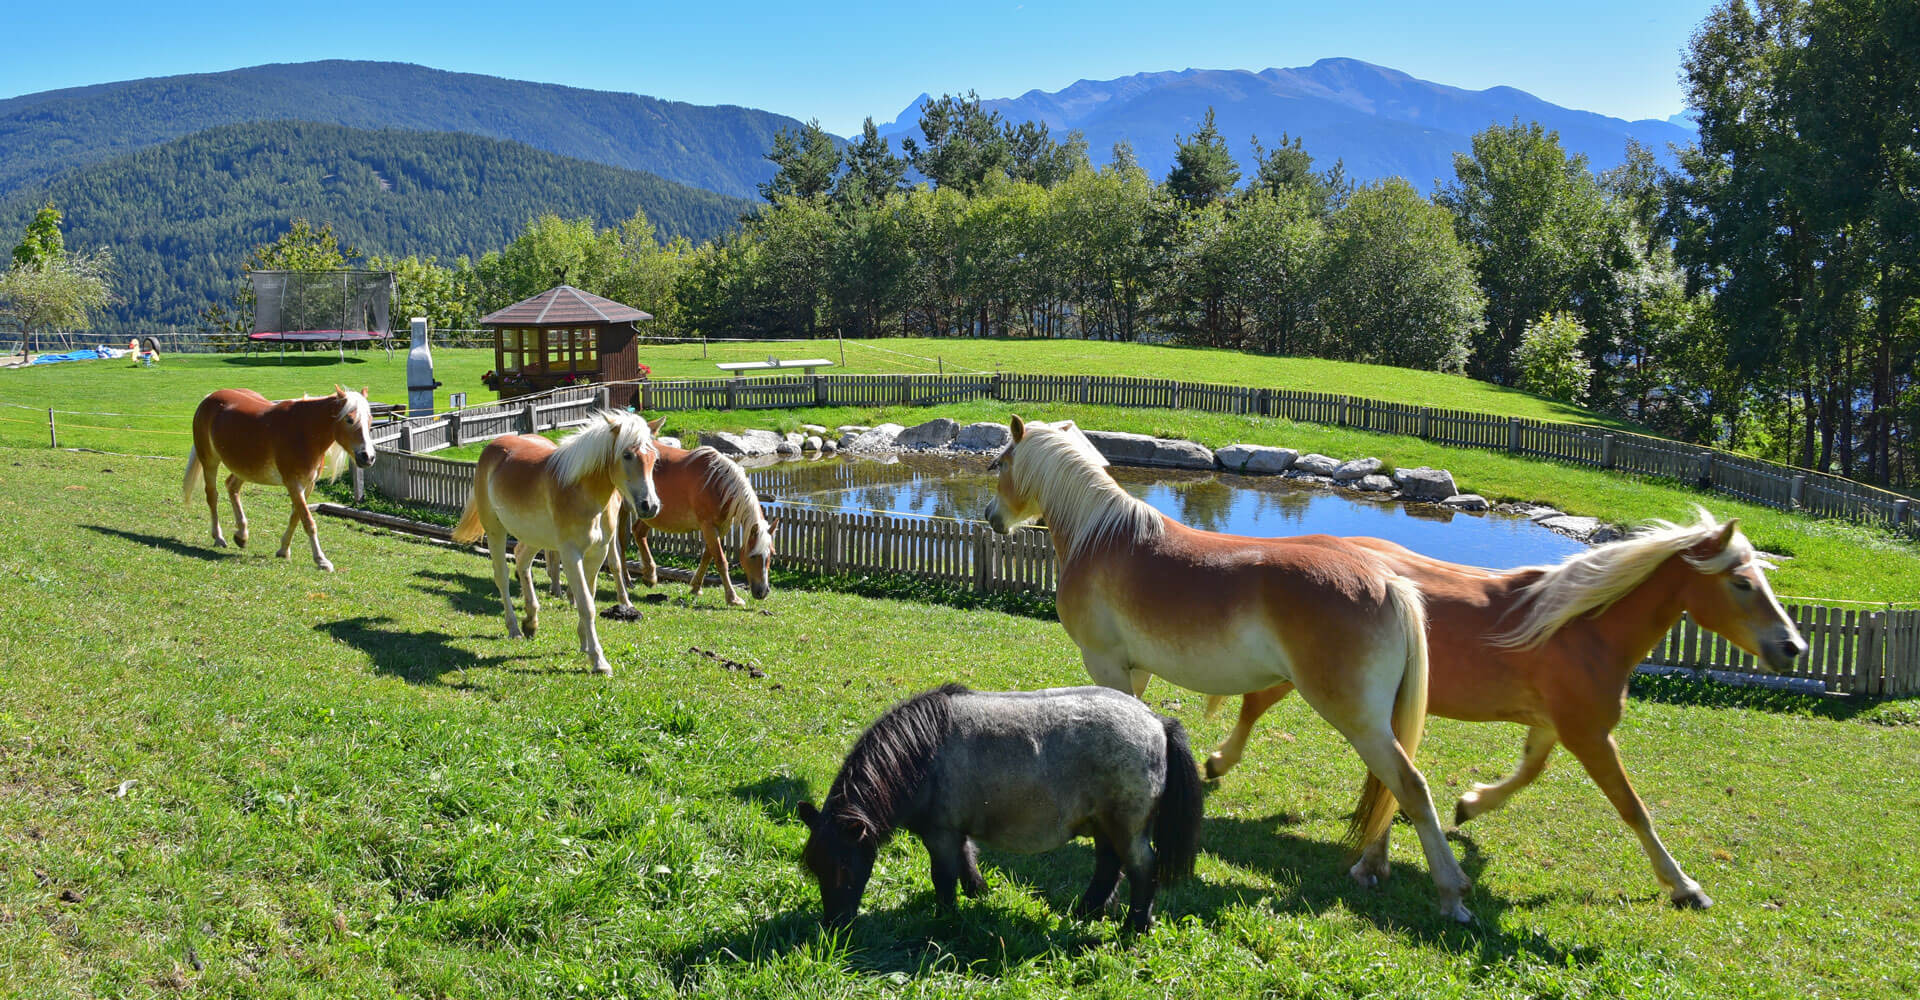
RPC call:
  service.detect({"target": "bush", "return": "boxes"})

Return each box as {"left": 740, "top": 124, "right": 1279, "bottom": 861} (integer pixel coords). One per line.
{"left": 1514, "top": 311, "right": 1593, "bottom": 403}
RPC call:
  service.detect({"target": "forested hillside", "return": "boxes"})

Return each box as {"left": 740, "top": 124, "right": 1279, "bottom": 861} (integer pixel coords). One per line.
{"left": 0, "top": 121, "right": 754, "bottom": 327}
{"left": 0, "top": 60, "right": 806, "bottom": 200}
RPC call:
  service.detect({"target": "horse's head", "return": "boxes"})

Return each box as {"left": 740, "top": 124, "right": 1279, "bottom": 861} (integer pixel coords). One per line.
{"left": 796, "top": 800, "right": 876, "bottom": 928}
{"left": 613, "top": 413, "right": 662, "bottom": 521}
{"left": 985, "top": 415, "right": 1101, "bottom": 533}
{"left": 739, "top": 508, "right": 780, "bottom": 601}
{"left": 1674, "top": 518, "right": 1806, "bottom": 671}
{"left": 333, "top": 385, "right": 376, "bottom": 468}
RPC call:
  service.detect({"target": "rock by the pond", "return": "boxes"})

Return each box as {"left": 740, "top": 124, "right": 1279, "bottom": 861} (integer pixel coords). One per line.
{"left": 1527, "top": 506, "right": 1566, "bottom": 522}
{"left": 955, "top": 421, "right": 1013, "bottom": 451}
{"left": 837, "top": 425, "right": 869, "bottom": 436}
{"left": 822, "top": 438, "right": 838, "bottom": 453}
{"left": 1353, "top": 474, "right": 1396, "bottom": 492}
{"left": 804, "top": 435, "right": 824, "bottom": 452}
{"left": 776, "top": 441, "right": 799, "bottom": 456}
{"left": 1332, "top": 457, "right": 1383, "bottom": 482}
{"left": 1392, "top": 466, "right": 1457, "bottom": 501}
{"left": 1442, "top": 493, "right": 1490, "bottom": 512}
{"left": 784, "top": 431, "right": 805, "bottom": 448}
{"left": 655, "top": 435, "right": 682, "bottom": 451}
{"left": 1539, "top": 514, "right": 1601, "bottom": 539}
{"left": 699, "top": 429, "right": 785, "bottom": 457}
{"left": 846, "top": 423, "right": 905, "bottom": 453}
{"left": 801, "top": 424, "right": 828, "bottom": 435}
{"left": 894, "top": 417, "right": 960, "bottom": 450}
{"left": 1217, "top": 444, "right": 1298, "bottom": 474}
{"left": 1081, "top": 430, "right": 1215, "bottom": 470}
{"left": 1293, "top": 453, "right": 1341, "bottom": 476}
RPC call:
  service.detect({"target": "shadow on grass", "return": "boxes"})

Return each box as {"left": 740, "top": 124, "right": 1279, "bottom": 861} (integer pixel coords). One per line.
{"left": 317, "top": 614, "right": 532, "bottom": 685}
{"left": 731, "top": 775, "right": 815, "bottom": 822}
{"left": 412, "top": 567, "right": 512, "bottom": 617}
{"left": 1627, "top": 671, "right": 1912, "bottom": 723}
{"left": 216, "top": 353, "right": 375, "bottom": 368}
{"left": 83, "top": 524, "right": 236, "bottom": 562}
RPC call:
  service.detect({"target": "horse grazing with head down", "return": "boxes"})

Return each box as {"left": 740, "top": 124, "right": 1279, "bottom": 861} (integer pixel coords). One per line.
{"left": 984, "top": 416, "right": 1473, "bottom": 923}
{"left": 452, "top": 412, "right": 661, "bottom": 675}
{"left": 619, "top": 420, "right": 780, "bottom": 605}
{"left": 799, "top": 684, "right": 1204, "bottom": 932}
{"left": 183, "top": 386, "right": 376, "bottom": 572}
{"left": 1203, "top": 510, "right": 1806, "bottom": 909}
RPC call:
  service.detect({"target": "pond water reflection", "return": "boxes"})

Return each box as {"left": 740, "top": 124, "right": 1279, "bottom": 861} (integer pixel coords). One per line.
{"left": 747, "top": 453, "right": 1585, "bottom": 570}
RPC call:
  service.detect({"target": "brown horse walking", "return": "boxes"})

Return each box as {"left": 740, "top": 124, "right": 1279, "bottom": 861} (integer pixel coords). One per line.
{"left": 618, "top": 423, "right": 780, "bottom": 606}
{"left": 985, "top": 417, "right": 1473, "bottom": 922}
{"left": 452, "top": 413, "right": 661, "bottom": 675}
{"left": 1203, "top": 510, "right": 1806, "bottom": 908}
{"left": 182, "top": 386, "right": 376, "bottom": 572}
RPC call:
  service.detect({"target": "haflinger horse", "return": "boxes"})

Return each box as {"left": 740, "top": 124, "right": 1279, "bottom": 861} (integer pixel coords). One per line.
{"left": 452, "top": 412, "right": 662, "bottom": 676}
{"left": 984, "top": 416, "right": 1475, "bottom": 923}
{"left": 183, "top": 386, "right": 376, "bottom": 572}
{"left": 799, "top": 684, "right": 1204, "bottom": 932}
{"left": 1202, "top": 509, "right": 1806, "bottom": 909}
{"left": 619, "top": 419, "right": 780, "bottom": 606}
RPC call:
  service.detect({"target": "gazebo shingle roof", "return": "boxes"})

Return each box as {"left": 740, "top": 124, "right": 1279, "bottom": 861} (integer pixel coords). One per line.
{"left": 480, "top": 285, "right": 652, "bottom": 326}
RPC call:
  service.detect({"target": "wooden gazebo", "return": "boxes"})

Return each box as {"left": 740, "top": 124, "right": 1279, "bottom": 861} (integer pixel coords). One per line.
{"left": 480, "top": 286, "right": 652, "bottom": 409}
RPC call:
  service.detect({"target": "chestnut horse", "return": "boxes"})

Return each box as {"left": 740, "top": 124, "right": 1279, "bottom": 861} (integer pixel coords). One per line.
{"left": 183, "top": 386, "right": 376, "bottom": 572}
{"left": 619, "top": 424, "right": 781, "bottom": 606}
{"left": 1203, "top": 510, "right": 1806, "bottom": 908}
{"left": 452, "top": 413, "right": 662, "bottom": 675}
{"left": 985, "top": 417, "right": 1473, "bottom": 922}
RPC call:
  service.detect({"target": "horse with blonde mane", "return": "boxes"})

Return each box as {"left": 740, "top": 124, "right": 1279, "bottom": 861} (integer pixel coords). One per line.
{"left": 617, "top": 420, "right": 780, "bottom": 606}
{"left": 453, "top": 412, "right": 661, "bottom": 675}
{"left": 183, "top": 386, "right": 376, "bottom": 572}
{"left": 985, "top": 416, "right": 1473, "bottom": 922}
{"left": 1203, "top": 509, "right": 1806, "bottom": 908}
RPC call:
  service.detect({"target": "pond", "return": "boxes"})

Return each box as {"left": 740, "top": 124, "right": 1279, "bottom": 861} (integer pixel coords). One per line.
{"left": 746, "top": 453, "right": 1586, "bottom": 570}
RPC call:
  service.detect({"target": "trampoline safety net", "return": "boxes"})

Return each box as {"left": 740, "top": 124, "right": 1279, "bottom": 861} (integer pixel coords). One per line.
{"left": 250, "top": 270, "right": 395, "bottom": 335}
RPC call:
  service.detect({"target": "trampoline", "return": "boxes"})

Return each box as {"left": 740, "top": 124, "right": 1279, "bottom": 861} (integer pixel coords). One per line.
{"left": 248, "top": 269, "right": 395, "bottom": 361}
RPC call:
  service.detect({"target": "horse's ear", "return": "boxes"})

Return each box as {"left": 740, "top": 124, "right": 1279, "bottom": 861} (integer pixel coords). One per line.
{"left": 766, "top": 514, "right": 782, "bottom": 534}
{"left": 1714, "top": 517, "right": 1740, "bottom": 551}
{"left": 1057, "top": 420, "right": 1078, "bottom": 433}
{"left": 647, "top": 416, "right": 667, "bottom": 435}
{"left": 796, "top": 801, "right": 820, "bottom": 827}
{"left": 361, "top": 385, "right": 370, "bottom": 397}
{"left": 333, "top": 384, "right": 346, "bottom": 396}
{"left": 1009, "top": 415, "right": 1025, "bottom": 442}
{"left": 605, "top": 413, "right": 620, "bottom": 426}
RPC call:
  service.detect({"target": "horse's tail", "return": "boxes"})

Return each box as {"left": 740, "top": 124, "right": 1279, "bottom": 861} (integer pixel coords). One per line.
{"left": 1345, "top": 574, "right": 1430, "bottom": 853}
{"left": 182, "top": 445, "right": 204, "bottom": 504}
{"left": 318, "top": 443, "right": 350, "bottom": 483}
{"left": 452, "top": 476, "right": 487, "bottom": 546}
{"left": 1153, "top": 716, "right": 1205, "bottom": 885}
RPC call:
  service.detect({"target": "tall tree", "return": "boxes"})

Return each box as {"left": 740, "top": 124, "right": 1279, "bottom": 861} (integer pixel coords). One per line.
{"left": 1320, "top": 180, "right": 1481, "bottom": 372}
{"left": 1165, "top": 108, "right": 1240, "bottom": 209}
{"left": 1, "top": 204, "right": 112, "bottom": 355}
{"left": 835, "top": 118, "right": 909, "bottom": 209}
{"left": 903, "top": 93, "right": 1013, "bottom": 196}
{"left": 11, "top": 203, "right": 64, "bottom": 269}
{"left": 760, "top": 120, "right": 841, "bottom": 202}
{"left": 1247, "top": 134, "right": 1349, "bottom": 215}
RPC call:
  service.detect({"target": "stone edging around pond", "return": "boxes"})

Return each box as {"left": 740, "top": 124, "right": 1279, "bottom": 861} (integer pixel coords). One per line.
{"left": 690, "top": 416, "right": 1624, "bottom": 545}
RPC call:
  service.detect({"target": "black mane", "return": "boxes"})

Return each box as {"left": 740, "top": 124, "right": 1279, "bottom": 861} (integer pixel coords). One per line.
{"left": 825, "top": 683, "right": 965, "bottom": 842}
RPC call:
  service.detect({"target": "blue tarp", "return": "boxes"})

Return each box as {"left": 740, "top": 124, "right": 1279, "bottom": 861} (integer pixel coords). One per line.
{"left": 30, "top": 347, "right": 122, "bottom": 365}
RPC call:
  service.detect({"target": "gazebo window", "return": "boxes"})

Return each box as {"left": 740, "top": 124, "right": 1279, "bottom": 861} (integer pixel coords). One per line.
{"left": 500, "top": 328, "right": 522, "bottom": 372}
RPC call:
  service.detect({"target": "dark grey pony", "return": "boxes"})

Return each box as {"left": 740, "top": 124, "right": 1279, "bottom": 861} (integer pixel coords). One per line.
{"left": 798, "top": 684, "right": 1204, "bottom": 932}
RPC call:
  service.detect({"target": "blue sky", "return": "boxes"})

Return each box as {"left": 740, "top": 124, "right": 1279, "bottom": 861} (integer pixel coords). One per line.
{"left": 6, "top": 1, "right": 1717, "bottom": 135}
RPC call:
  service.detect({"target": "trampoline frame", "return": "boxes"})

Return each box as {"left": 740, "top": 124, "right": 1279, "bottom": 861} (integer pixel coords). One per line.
{"left": 247, "top": 329, "right": 393, "bottom": 362}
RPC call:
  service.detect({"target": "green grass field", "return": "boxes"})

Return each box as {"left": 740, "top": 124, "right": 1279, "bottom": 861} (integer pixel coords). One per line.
{"left": 3, "top": 447, "right": 1917, "bottom": 998}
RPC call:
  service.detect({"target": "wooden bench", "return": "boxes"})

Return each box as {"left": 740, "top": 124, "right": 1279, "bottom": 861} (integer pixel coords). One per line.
{"left": 715, "top": 358, "right": 835, "bottom": 378}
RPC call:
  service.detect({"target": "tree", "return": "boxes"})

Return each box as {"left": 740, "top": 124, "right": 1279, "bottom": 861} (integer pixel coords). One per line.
{"left": 364, "top": 252, "right": 478, "bottom": 331}
{"left": 1165, "top": 108, "right": 1240, "bottom": 209}
{"left": 1514, "top": 312, "right": 1595, "bottom": 403}
{"left": 1319, "top": 180, "right": 1480, "bottom": 372}
{"left": 1007, "top": 121, "right": 1090, "bottom": 188}
{"left": 11, "top": 203, "right": 64, "bottom": 269}
{"left": 1247, "top": 134, "right": 1349, "bottom": 215}
{"left": 0, "top": 251, "right": 114, "bottom": 355}
{"left": 1437, "top": 120, "right": 1637, "bottom": 386}
{"left": 903, "top": 93, "right": 1013, "bottom": 196}
{"left": 760, "top": 119, "right": 841, "bottom": 202}
{"left": 835, "top": 118, "right": 909, "bottom": 209}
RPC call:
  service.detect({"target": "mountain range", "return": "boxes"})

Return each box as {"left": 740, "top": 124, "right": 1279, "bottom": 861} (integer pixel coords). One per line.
{"left": 878, "top": 59, "right": 1693, "bottom": 189}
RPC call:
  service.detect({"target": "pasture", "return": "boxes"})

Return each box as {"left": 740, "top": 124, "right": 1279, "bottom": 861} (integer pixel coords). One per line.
{"left": 3, "top": 446, "right": 1918, "bottom": 998}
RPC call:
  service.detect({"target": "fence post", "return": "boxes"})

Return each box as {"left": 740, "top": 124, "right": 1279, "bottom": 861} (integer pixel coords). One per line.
{"left": 446, "top": 412, "right": 463, "bottom": 448}
{"left": 1257, "top": 388, "right": 1271, "bottom": 417}
{"left": 1507, "top": 417, "right": 1521, "bottom": 453}
{"left": 47, "top": 408, "right": 55, "bottom": 448}
{"left": 1697, "top": 452, "right": 1714, "bottom": 487}
{"left": 824, "top": 514, "right": 841, "bottom": 575}
{"left": 972, "top": 526, "right": 992, "bottom": 593}
{"left": 898, "top": 374, "right": 912, "bottom": 406}
{"left": 1862, "top": 611, "right": 1885, "bottom": 697}
{"left": 1791, "top": 474, "right": 1806, "bottom": 508}
{"left": 595, "top": 387, "right": 611, "bottom": 411}
{"left": 399, "top": 423, "right": 416, "bottom": 453}
{"left": 1079, "top": 376, "right": 1091, "bottom": 404}
{"left": 1337, "top": 395, "right": 1349, "bottom": 427}
{"left": 813, "top": 374, "right": 826, "bottom": 406}
{"left": 1894, "top": 500, "right": 1910, "bottom": 526}
{"left": 352, "top": 464, "right": 364, "bottom": 503}
{"left": 521, "top": 401, "right": 538, "bottom": 434}
{"left": 1170, "top": 382, "right": 1182, "bottom": 410}
{"left": 1419, "top": 406, "right": 1432, "bottom": 439}
{"left": 725, "top": 379, "right": 738, "bottom": 410}
{"left": 1601, "top": 434, "right": 1616, "bottom": 470}
{"left": 991, "top": 372, "right": 1003, "bottom": 401}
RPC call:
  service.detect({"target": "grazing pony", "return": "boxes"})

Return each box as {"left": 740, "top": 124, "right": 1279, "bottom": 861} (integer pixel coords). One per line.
{"left": 1203, "top": 510, "right": 1806, "bottom": 908}
{"left": 798, "top": 684, "right": 1204, "bottom": 932}
{"left": 984, "top": 416, "right": 1472, "bottom": 922}
{"left": 619, "top": 424, "right": 780, "bottom": 605}
{"left": 183, "top": 386, "right": 376, "bottom": 572}
{"left": 452, "top": 412, "right": 661, "bottom": 675}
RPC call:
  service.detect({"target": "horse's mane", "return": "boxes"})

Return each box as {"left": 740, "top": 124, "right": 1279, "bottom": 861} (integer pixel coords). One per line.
{"left": 1494, "top": 507, "right": 1767, "bottom": 650}
{"left": 548, "top": 411, "right": 655, "bottom": 488}
{"left": 308, "top": 390, "right": 370, "bottom": 482}
{"left": 1010, "top": 423, "right": 1164, "bottom": 558}
{"left": 334, "top": 389, "right": 371, "bottom": 429}
{"left": 826, "top": 683, "right": 964, "bottom": 842}
{"left": 693, "top": 447, "right": 770, "bottom": 556}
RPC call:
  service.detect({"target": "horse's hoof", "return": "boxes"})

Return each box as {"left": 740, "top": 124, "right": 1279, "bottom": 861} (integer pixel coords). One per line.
{"left": 234, "top": 535, "right": 247, "bottom": 549}
{"left": 591, "top": 663, "right": 613, "bottom": 676}
{"left": 522, "top": 624, "right": 536, "bottom": 639}
{"left": 1440, "top": 900, "right": 1473, "bottom": 924}
{"left": 1203, "top": 755, "right": 1228, "bottom": 780}
{"left": 1673, "top": 889, "right": 1713, "bottom": 910}
{"left": 1453, "top": 800, "right": 1472, "bottom": 826}
{"left": 316, "top": 560, "right": 335, "bottom": 573}
{"left": 727, "top": 596, "right": 746, "bottom": 608}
